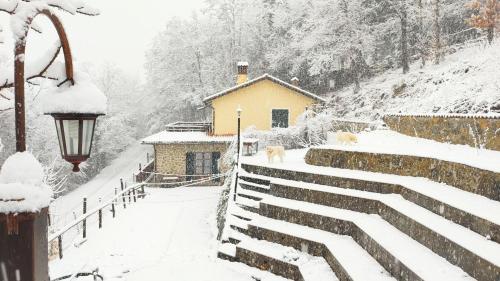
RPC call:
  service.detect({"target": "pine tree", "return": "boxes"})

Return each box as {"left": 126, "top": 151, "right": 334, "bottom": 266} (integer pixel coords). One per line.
{"left": 466, "top": 0, "right": 500, "bottom": 44}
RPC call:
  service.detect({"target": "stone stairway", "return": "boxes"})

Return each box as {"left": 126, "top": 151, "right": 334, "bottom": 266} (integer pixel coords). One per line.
{"left": 218, "top": 130, "right": 500, "bottom": 281}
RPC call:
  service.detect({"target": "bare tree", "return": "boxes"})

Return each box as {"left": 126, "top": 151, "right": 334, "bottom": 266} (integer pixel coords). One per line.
{"left": 432, "top": 0, "right": 442, "bottom": 64}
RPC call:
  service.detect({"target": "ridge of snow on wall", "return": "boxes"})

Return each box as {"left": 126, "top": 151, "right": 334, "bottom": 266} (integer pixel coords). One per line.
{"left": 0, "top": 152, "right": 52, "bottom": 213}
{"left": 385, "top": 113, "right": 500, "bottom": 119}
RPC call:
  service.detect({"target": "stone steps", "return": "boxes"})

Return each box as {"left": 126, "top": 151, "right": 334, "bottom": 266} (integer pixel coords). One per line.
{"left": 222, "top": 229, "right": 339, "bottom": 281}
{"left": 265, "top": 179, "right": 500, "bottom": 281}
{"left": 245, "top": 213, "right": 395, "bottom": 281}
{"left": 241, "top": 165, "right": 500, "bottom": 243}
{"left": 254, "top": 196, "right": 477, "bottom": 281}
{"left": 221, "top": 174, "right": 500, "bottom": 280}
{"left": 304, "top": 147, "right": 499, "bottom": 201}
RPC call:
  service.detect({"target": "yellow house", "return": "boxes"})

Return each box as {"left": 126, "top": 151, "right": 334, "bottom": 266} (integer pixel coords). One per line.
{"left": 141, "top": 62, "right": 325, "bottom": 183}
{"left": 204, "top": 62, "right": 326, "bottom": 135}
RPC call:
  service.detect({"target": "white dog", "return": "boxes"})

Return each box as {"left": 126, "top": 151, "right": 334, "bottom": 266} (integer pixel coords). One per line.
{"left": 266, "top": 146, "right": 285, "bottom": 163}
{"left": 336, "top": 130, "right": 358, "bottom": 145}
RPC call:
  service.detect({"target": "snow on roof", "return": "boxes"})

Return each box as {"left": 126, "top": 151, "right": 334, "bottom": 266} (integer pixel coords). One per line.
{"left": 39, "top": 71, "right": 107, "bottom": 115}
{"left": 203, "top": 74, "right": 326, "bottom": 104}
{"left": 141, "top": 131, "right": 235, "bottom": 145}
{"left": 0, "top": 152, "right": 53, "bottom": 213}
{"left": 238, "top": 61, "right": 249, "bottom": 66}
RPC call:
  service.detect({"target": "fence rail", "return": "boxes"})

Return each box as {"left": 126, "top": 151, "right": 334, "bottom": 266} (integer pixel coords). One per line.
{"left": 49, "top": 181, "right": 147, "bottom": 259}
{"left": 48, "top": 173, "right": 227, "bottom": 260}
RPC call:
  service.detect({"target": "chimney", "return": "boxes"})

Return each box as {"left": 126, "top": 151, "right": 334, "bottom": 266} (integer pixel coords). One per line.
{"left": 291, "top": 77, "right": 299, "bottom": 87}
{"left": 237, "top": 61, "right": 249, "bottom": 85}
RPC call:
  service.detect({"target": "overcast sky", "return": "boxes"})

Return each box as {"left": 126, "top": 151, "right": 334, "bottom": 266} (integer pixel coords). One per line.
{"left": 62, "top": 0, "right": 205, "bottom": 79}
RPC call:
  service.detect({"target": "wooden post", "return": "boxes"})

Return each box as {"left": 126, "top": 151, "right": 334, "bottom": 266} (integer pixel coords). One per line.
{"left": 121, "top": 179, "right": 126, "bottom": 209}
{"left": 98, "top": 209, "right": 102, "bottom": 229}
{"left": 58, "top": 235, "right": 63, "bottom": 259}
{"left": 82, "top": 197, "right": 87, "bottom": 239}
{"left": 141, "top": 185, "right": 145, "bottom": 199}
{"left": 139, "top": 163, "right": 142, "bottom": 172}
{"left": 128, "top": 190, "right": 131, "bottom": 203}
{"left": 147, "top": 153, "right": 149, "bottom": 163}
{"left": 111, "top": 203, "right": 116, "bottom": 218}
{"left": 132, "top": 189, "right": 137, "bottom": 202}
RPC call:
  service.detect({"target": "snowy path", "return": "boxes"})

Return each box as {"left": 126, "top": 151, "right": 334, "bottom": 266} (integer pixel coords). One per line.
{"left": 50, "top": 143, "right": 152, "bottom": 228}
{"left": 49, "top": 187, "right": 288, "bottom": 281}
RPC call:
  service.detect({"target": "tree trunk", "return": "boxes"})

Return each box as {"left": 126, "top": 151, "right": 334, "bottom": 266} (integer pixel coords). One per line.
{"left": 351, "top": 58, "right": 360, "bottom": 94}
{"left": 433, "top": 0, "right": 441, "bottom": 65}
{"left": 418, "top": 0, "right": 426, "bottom": 67}
{"left": 487, "top": 25, "right": 494, "bottom": 44}
{"left": 401, "top": 8, "right": 410, "bottom": 74}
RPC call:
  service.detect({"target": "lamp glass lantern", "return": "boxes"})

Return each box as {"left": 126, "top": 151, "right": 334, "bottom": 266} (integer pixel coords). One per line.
{"left": 50, "top": 113, "right": 102, "bottom": 172}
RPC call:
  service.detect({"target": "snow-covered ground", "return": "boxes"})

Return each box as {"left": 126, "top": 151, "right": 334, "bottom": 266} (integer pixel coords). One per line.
{"left": 49, "top": 187, "right": 288, "bottom": 281}
{"left": 50, "top": 143, "right": 152, "bottom": 229}
{"left": 330, "top": 40, "right": 500, "bottom": 120}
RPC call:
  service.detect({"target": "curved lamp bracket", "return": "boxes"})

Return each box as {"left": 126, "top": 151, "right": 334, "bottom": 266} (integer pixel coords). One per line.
{"left": 14, "top": 9, "right": 75, "bottom": 152}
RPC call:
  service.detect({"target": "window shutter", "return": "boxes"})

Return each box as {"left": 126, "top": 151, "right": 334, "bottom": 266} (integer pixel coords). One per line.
{"left": 212, "top": 152, "right": 221, "bottom": 174}
{"left": 186, "top": 152, "right": 195, "bottom": 179}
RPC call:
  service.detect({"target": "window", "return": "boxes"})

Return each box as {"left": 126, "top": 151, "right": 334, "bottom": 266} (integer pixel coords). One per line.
{"left": 186, "top": 152, "right": 221, "bottom": 176}
{"left": 272, "top": 109, "right": 289, "bottom": 128}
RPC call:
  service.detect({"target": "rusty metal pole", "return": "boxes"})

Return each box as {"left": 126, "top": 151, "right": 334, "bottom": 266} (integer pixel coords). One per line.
{"left": 1, "top": 11, "right": 76, "bottom": 281}
{"left": 234, "top": 109, "right": 241, "bottom": 202}
{"left": 82, "top": 198, "right": 87, "bottom": 239}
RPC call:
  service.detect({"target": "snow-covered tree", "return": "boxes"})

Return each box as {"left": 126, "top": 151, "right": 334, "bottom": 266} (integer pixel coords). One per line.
{"left": 466, "top": 0, "right": 500, "bottom": 43}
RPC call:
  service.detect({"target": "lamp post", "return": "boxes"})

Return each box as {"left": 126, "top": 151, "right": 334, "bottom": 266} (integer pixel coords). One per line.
{"left": 0, "top": 9, "right": 103, "bottom": 281}
{"left": 234, "top": 106, "right": 242, "bottom": 201}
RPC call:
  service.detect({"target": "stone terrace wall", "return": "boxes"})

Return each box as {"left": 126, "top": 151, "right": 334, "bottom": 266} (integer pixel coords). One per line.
{"left": 305, "top": 148, "right": 500, "bottom": 201}
{"left": 383, "top": 114, "right": 500, "bottom": 151}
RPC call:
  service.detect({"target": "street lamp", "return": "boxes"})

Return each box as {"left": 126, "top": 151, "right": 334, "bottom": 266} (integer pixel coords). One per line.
{"left": 0, "top": 7, "right": 105, "bottom": 281}
{"left": 234, "top": 106, "right": 242, "bottom": 201}
{"left": 50, "top": 113, "right": 102, "bottom": 172}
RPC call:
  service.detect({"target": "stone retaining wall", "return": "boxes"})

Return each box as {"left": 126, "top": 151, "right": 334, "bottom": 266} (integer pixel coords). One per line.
{"left": 383, "top": 114, "right": 500, "bottom": 151}
{"left": 305, "top": 148, "right": 500, "bottom": 201}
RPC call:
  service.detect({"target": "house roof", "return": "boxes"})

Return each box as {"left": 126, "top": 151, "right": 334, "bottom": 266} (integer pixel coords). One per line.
{"left": 203, "top": 74, "right": 327, "bottom": 104}
{"left": 141, "top": 131, "right": 234, "bottom": 145}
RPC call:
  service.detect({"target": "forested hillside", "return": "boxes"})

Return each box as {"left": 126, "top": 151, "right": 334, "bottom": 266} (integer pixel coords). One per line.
{"left": 142, "top": 0, "right": 486, "bottom": 132}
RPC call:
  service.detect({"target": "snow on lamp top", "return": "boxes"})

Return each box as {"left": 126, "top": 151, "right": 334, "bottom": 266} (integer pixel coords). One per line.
{"left": 40, "top": 71, "right": 108, "bottom": 115}
{"left": 0, "top": 152, "right": 53, "bottom": 213}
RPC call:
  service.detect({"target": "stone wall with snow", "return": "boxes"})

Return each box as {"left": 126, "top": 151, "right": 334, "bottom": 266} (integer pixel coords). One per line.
{"left": 383, "top": 114, "right": 500, "bottom": 151}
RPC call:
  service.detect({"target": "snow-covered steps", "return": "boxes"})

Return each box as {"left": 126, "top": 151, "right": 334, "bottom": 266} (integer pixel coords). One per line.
{"left": 239, "top": 177, "right": 271, "bottom": 193}
{"left": 219, "top": 242, "right": 238, "bottom": 262}
{"left": 236, "top": 238, "right": 338, "bottom": 281}
{"left": 241, "top": 164, "right": 500, "bottom": 243}
{"left": 237, "top": 185, "right": 265, "bottom": 201}
{"left": 258, "top": 196, "right": 479, "bottom": 281}
{"left": 264, "top": 177, "right": 500, "bottom": 281}
{"left": 218, "top": 244, "right": 293, "bottom": 280}
{"left": 246, "top": 214, "right": 395, "bottom": 281}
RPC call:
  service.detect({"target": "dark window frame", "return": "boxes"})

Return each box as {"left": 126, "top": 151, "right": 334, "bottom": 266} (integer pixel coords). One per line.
{"left": 271, "top": 109, "right": 289, "bottom": 128}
